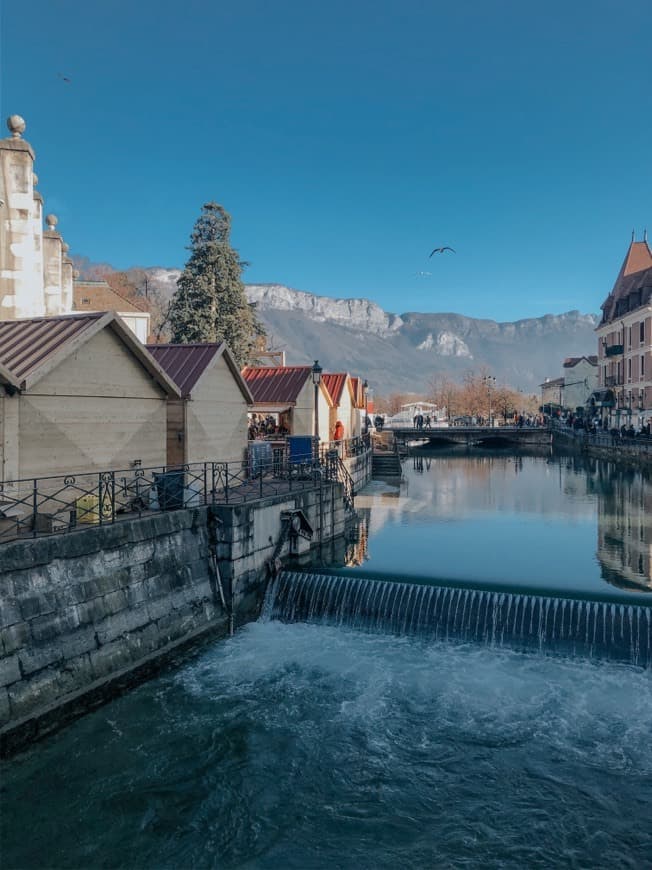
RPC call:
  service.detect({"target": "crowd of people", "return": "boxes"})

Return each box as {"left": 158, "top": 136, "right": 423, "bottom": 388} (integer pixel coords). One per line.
{"left": 559, "top": 411, "right": 652, "bottom": 440}
{"left": 247, "top": 414, "right": 289, "bottom": 441}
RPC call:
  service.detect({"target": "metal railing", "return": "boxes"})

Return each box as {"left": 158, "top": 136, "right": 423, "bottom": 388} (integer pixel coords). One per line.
{"left": 318, "top": 433, "right": 370, "bottom": 461}
{"left": 550, "top": 420, "right": 652, "bottom": 455}
{"left": 321, "top": 450, "right": 356, "bottom": 511}
{"left": 0, "top": 451, "right": 353, "bottom": 545}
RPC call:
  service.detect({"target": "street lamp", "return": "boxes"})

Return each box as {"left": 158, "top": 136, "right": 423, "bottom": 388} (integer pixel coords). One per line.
{"left": 312, "top": 360, "right": 322, "bottom": 450}
{"left": 482, "top": 375, "right": 496, "bottom": 426}
{"left": 363, "top": 379, "right": 369, "bottom": 434}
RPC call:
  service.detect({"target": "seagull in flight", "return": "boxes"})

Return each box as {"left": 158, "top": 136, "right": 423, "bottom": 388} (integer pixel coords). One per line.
{"left": 429, "top": 246, "right": 456, "bottom": 257}
{"left": 414, "top": 270, "right": 432, "bottom": 278}
{"left": 58, "top": 73, "right": 72, "bottom": 83}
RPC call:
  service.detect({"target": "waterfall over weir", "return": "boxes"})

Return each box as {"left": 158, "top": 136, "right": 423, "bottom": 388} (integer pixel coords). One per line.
{"left": 265, "top": 571, "right": 652, "bottom": 667}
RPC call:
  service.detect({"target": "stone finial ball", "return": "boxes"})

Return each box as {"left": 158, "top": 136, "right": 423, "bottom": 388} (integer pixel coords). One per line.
{"left": 7, "top": 115, "right": 26, "bottom": 137}
{"left": 33, "top": 173, "right": 39, "bottom": 186}
{"left": 45, "top": 213, "right": 58, "bottom": 229}
{"left": 62, "top": 242, "right": 69, "bottom": 252}
{"left": 73, "top": 270, "right": 80, "bottom": 279}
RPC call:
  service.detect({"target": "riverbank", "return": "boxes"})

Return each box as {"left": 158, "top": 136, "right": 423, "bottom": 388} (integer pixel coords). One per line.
{"left": 551, "top": 423, "right": 652, "bottom": 467}
{"left": 0, "top": 481, "right": 350, "bottom": 756}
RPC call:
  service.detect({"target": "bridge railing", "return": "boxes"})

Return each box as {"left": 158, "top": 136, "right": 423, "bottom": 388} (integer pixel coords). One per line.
{"left": 385, "top": 420, "right": 551, "bottom": 431}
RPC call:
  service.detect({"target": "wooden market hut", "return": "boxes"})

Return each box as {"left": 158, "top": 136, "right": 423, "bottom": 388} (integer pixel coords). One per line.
{"left": 146, "top": 342, "right": 254, "bottom": 466}
{"left": 0, "top": 312, "right": 180, "bottom": 483}
{"left": 322, "top": 373, "right": 361, "bottom": 440}
{"left": 241, "top": 365, "right": 332, "bottom": 441}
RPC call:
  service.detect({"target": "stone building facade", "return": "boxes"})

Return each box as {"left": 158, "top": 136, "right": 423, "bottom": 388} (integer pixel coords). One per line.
{"left": 561, "top": 356, "right": 598, "bottom": 411}
{"left": 0, "top": 116, "right": 73, "bottom": 321}
{"left": 596, "top": 235, "right": 652, "bottom": 427}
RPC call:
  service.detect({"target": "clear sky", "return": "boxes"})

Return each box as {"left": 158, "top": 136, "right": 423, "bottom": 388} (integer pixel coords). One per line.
{"left": 1, "top": 0, "right": 650, "bottom": 320}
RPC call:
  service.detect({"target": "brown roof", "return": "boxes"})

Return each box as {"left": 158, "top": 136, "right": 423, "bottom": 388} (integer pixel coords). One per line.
{"left": 322, "top": 373, "right": 349, "bottom": 405}
{"left": 0, "top": 312, "right": 180, "bottom": 395}
{"left": 146, "top": 342, "right": 254, "bottom": 403}
{"left": 0, "top": 313, "right": 105, "bottom": 383}
{"left": 350, "top": 376, "right": 363, "bottom": 408}
{"left": 74, "top": 280, "right": 149, "bottom": 314}
{"left": 563, "top": 355, "right": 598, "bottom": 368}
{"left": 146, "top": 343, "right": 223, "bottom": 396}
{"left": 242, "top": 365, "right": 312, "bottom": 404}
{"left": 600, "top": 240, "right": 652, "bottom": 324}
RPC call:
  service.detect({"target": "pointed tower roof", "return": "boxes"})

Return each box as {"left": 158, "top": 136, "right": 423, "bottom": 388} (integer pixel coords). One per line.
{"left": 600, "top": 236, "right": 652, "bottom": 324}
{"left": 615, "top": 238, "right": 652, "bottom": 280}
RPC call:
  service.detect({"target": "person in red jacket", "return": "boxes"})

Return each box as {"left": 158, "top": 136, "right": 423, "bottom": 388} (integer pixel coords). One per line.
{"left": 333, "top": 420, "right": 345, "bottom": 441}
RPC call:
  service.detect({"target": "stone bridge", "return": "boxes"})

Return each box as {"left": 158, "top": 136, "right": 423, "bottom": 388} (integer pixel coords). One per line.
{"left": 390, "top": 425, "right": 552, "bottom": 449}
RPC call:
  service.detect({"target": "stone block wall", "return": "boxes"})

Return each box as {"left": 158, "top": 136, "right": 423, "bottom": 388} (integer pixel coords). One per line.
{"left": 0, "top": 508, "right": 224, "bottom": 750}
{"left": 343, "top": 448, "right": 372, "bottom": 492}
{"left": 0, "top": 482, "right": 347, "bottom": 752}
{"left": 214, "top": 485, "right": 347, "bottom": 620}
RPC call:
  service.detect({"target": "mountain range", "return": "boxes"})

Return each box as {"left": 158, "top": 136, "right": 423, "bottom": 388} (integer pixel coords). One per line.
{"left": 146, "top": 269, "right": 598, "bottom": 395}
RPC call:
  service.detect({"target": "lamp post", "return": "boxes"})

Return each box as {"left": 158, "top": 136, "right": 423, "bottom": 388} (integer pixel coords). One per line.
{"left": 312, "top": 360, "right": 322, "bottom": 457}
{"left": 482, "top": 375, "right": 496, "bottom": 426}
{"left": 363, "top": 379, "right": 369, "bottom": 434}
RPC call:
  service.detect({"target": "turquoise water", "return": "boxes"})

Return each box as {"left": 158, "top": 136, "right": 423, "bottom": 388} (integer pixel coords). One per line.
{"left": 347, "top": 450, "right": 651, "bottom": 599}
{"left": 3, "top": 621, "right": 651, "bottom": 869}
{"left": 3, "top": 449, "right": 651, "bottom": 869}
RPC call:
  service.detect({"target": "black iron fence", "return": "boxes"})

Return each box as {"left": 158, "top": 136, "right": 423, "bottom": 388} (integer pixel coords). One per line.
{"left": 318, "top": 433, "right": 370, "bottom": 460}
{"left": 0, "top": 444, "right": 365, "bottom": 545}
{"left": 551, "top": 420, "right": 652, "bottom": 455}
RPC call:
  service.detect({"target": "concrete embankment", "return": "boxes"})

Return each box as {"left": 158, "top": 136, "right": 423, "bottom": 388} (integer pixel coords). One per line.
{"left": 0, "top": 483, "right": 347, "bottom": 755}
{"left": 552, "top": 428, "right": 652, "bottom": 467}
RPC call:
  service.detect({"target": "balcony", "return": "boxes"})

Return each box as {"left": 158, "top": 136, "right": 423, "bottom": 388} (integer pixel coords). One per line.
{"left": 604, "top": 375, "right": 623, "bottom": 387}
{"left": 604, "top": 344, "right": 624, "bottom": 358}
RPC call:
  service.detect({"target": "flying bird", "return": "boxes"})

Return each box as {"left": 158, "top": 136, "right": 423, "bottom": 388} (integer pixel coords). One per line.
{"left": 429, "top": 246, "right": 456, "bottom": 257}
{"left": 414, "top": 270, "right": 432, "bottom": 278}
{"left": 57, "top": 73, "right": 72, "bottom": 83}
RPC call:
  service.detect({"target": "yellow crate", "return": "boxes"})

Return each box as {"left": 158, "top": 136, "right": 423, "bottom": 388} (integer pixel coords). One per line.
{"left": 76, "top": 494, "right": 100, "bottom": 524}
{"left": 76, "top": 494, "right": 112, "bottom": 524}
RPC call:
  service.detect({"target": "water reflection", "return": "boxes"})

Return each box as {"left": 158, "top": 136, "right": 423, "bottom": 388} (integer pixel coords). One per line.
{"left": 597, "top": 463, "right": 652, "bottom": 592}
{"left": 343, "top": 448, "right": 651, "bottom": 601}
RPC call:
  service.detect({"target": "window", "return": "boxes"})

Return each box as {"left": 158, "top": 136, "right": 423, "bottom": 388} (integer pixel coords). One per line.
{"left": 627, "top": 358, "right": 632, "bottom": 382}
{"left": 628, "top": 325, "right": 632, "bottom": 348}
{"left": 81, "top": 297, "right": 91, "bottom": 305}
{"left": 641, "top": 321, "right": 646, "bottom": 344}
{"left": 642, "top": 355, "right": 646, "bottom": 379}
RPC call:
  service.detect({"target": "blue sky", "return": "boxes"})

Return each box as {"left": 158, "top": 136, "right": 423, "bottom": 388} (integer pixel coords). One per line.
{"left": 1, "top": 0, "right": 650, "bottom": 320}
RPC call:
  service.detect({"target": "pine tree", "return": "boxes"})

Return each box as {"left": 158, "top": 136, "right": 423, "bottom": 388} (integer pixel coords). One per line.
{"left": 167, "top": 202, "right": 264, "bottom": 366}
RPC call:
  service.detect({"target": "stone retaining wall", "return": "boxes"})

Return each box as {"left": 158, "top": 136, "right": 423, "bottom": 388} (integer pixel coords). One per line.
{"left": 343, "top": 447, "right": 372, "bottom": 492}
{"left": 0, "top": 482, "right": 347, "bottom": 753}
{"left": 552, "top": 428, "right": 652, "bottom": 467}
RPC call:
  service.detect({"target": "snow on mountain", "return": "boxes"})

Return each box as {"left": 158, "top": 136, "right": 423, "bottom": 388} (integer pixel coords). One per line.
{"left": 143, "top": 270, "right": 599, "bottom": 391}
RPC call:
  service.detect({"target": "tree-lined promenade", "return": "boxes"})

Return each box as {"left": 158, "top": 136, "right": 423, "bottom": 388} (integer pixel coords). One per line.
{"left": 376, "top": 371, "right": 540, "bottom": 424}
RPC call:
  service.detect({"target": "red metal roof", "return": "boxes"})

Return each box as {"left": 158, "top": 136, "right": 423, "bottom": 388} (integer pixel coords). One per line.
{"left": 600, "top": 240, "right": 652, "bottom": 324}
{"left": 241, "top": 365, "right": 312, "bottom": 403}
{"left": 350, "top": 376, "right": 360, "bottom": 406}
{"left": 349, "top": 375, "right": 368, "bottom": 408}
{"left": 322, "top": 373, "right": 348, "bottom": 405}
{"left": 146, "top": 343, "right": 223, "bottom": 396}
{"left": 0, "top": 313, "right": 105, "bottom": 383}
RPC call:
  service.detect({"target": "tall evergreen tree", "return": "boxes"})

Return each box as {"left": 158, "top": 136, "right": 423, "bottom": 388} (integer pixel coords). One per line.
{"left": 167, "top": 202, "right": 264, "bottom": 366}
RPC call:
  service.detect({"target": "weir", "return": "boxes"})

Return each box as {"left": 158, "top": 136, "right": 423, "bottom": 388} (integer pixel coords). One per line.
{"left": 265, "top": 571, "right": 652, "bottom": 667}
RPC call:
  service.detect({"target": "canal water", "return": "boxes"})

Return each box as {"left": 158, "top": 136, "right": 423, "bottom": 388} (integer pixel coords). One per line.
{"left": 2, "top": 449, "right": 651, "bottom": 869}
{"left": 344, "top": 448, "right": 652, "bottom": 599}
